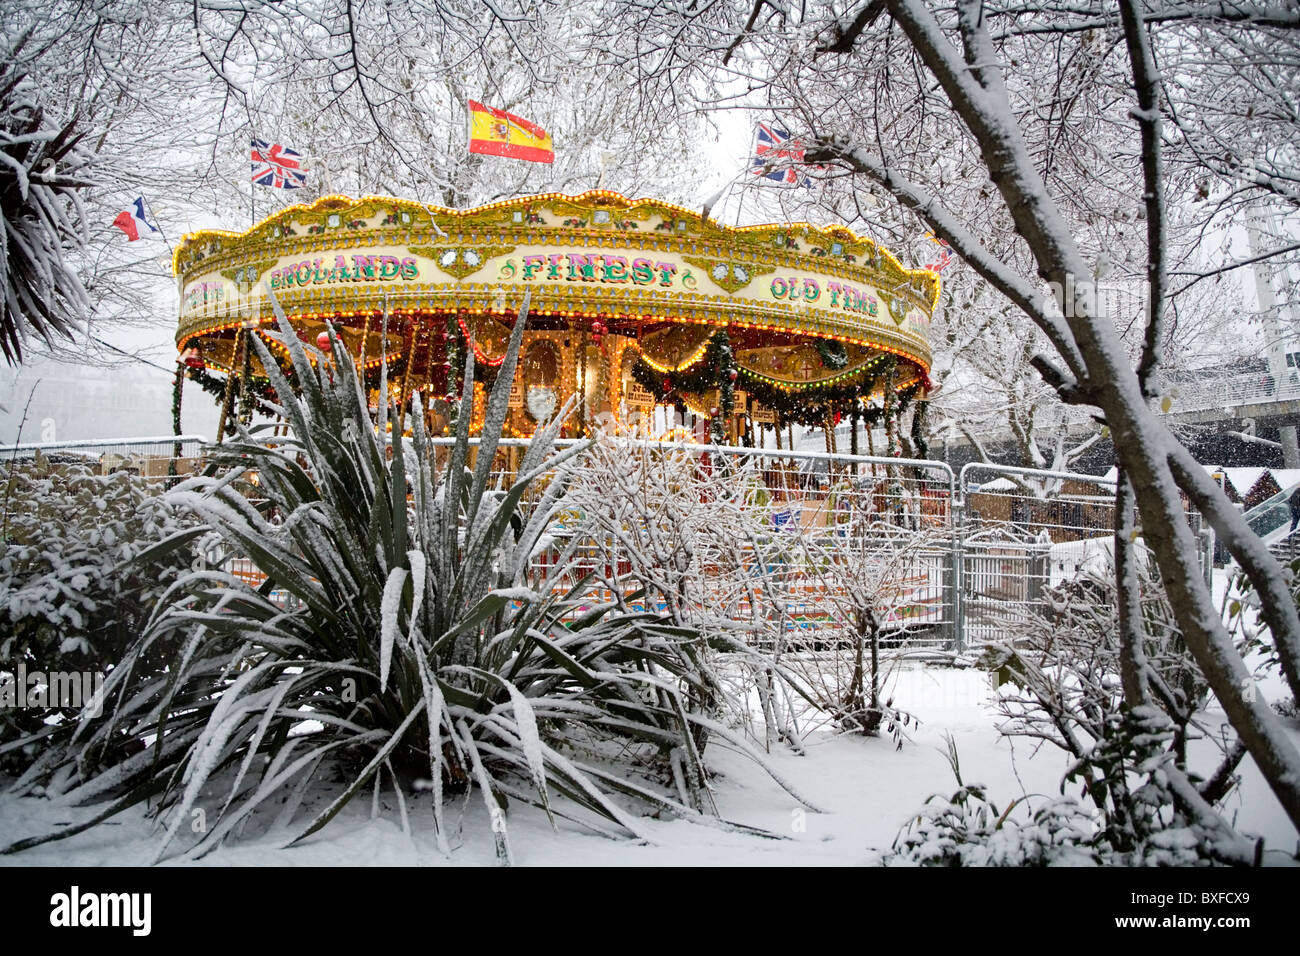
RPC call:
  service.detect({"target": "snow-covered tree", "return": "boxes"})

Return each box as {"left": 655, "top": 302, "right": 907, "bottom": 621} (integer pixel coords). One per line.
{"left": 2, "top": 0, "right": 707, "bottom": 369}
{"left": 599, "top": 0, "right": 1300, "bottom": 836}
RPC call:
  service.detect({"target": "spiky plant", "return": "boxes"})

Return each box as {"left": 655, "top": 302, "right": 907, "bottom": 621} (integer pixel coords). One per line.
{"left": 0, "top": 34, "right": 93, "bottom": 364}
{"left": 3, "top": 291, "right": 811, "bottom": 863}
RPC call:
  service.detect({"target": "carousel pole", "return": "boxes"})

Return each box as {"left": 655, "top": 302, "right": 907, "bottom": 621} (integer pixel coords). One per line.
{"left": 396, "top": 320, "right": 416, "bottom": 434}
{"left": 216, "top": 328, "right": 245, "bottom": 444}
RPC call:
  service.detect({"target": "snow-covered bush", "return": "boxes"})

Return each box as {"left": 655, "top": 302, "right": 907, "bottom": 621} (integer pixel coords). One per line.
{"left": 0, "top": 453, "right": 197, "bottom": 759}
{"left": 777, "top": 505, "right": 941, "bottom": 741}
{"left": 882, "top": 788, "right": 1103, "bottom": 867}
{"left": 877, "top": 729, "right": 1237, "bottom": 867}
{"left": 875, "top": 735, "right": 1102, "bottom": 866}
{"left": 561, "top": 439, "right": 773, "bottom": 750}
{"left": 978, "top": 552, "right": 1255, "bottom": 864}
{"left": 2, "top": 298, "right": 812, "bottom": 863}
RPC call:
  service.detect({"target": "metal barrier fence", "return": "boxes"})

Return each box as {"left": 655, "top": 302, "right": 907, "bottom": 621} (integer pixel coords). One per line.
{"left": 416, "top": 438, "right": 1211, "bottom": 653}
{"left": 520, "top": 439, "right": 960, "bottom": 650}
{"left": 1174, "top": 374, "right": 1300, "bottom": 413}
{"left": 1, "top": 435, "right": 210, "bottom": 480}
{"left": 957, "top": 462, "right": 1209, "bottom": 648}
{"left": 6, "top": 433, "right": 1211, "bottom": 651}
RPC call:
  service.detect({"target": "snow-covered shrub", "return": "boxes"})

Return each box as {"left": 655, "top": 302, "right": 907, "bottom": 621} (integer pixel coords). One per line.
{"left": 876, "top": 736, "right": 1102, "bottom": 866}
{"left": 979, "top": 551, "right": 1254, "bottom": 864}
{"left": 2, "top": 298, "right": 812, "bottom": 863}
{"left": 562, "top": 439, "right": 775, "bottom": 749}
{"left": 0, "top": 453, "right": 196, "bottom": 759}
{"left": 779, "top": 509, "right": 941, "bottom": 741}
{"left": 882, "top": 789, "right": 1103, "bottom": 867}
{"left": 877, "top": 729, "right": 1237, "bottom": 866}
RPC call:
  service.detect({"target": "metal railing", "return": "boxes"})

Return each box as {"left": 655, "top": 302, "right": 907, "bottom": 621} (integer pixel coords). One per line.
{"left": 1, "top": 435, "right": 210, "bottom": 480}
{"left": 1242, "top": 483, "right": 1300, "bottom": 539}
{"left": 956, "top": 462, "right": 1209, "bottom": 648}
{"left": 9, "top": 433, "right": 1215, "bottom": 652}
{"left": 1173, "top": 376, "right": 1300, "bottom": 413}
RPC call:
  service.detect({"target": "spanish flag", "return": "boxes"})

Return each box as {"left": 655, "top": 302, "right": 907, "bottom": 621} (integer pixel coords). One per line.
{"left": 468, "top": 100, "right": 554, "bottom": 164}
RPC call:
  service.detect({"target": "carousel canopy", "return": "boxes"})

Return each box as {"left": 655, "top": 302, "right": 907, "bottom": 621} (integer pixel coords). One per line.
{"left": 173, "top": 191, "right": 939, "bottom": 439}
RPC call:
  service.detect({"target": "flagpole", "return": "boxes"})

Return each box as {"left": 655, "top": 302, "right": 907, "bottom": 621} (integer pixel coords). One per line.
{"left": 248, "top": 70, "right": 257, "bottom": 228}
{"left": 142, "top": 198, "right": 175, "bottom": 262}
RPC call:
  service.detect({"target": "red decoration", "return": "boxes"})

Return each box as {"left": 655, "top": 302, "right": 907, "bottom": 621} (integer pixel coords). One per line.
{"left": 182, "top": 346, "right": 205, "bottom": 369}
{"left": 457, "top": 316, "right": 505, "bottom": 367}
{"left": 728, "top": 368, "right": 738, "bottom": 382}
{"left": 663, "top": 376, "right": 672, "bottom": 392}
{"left": 316, "top": 330, "right": 333, "bottom": 352}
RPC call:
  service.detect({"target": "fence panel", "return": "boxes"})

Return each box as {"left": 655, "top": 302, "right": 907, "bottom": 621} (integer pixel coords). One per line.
{"left": 2, "top": 435, "right": 210, "bottom": 480}
{"left": 486, "top": 438, "right": 960, "bottom": 651}
{"left": 10, "top": 432, "right": 1213, "bottom": 651}
{"left": 957, "top": 463, "right": 1205, "bottom": 648}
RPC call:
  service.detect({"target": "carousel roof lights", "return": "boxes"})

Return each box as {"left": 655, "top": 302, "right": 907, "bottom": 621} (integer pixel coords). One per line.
{"left": 178, "top": 190, "right": 936, "bottom": 440}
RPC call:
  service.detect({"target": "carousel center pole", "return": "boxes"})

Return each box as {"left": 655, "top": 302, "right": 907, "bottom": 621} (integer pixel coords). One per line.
{"left": 216, "top": 327, "right": 246, "bottom": 444}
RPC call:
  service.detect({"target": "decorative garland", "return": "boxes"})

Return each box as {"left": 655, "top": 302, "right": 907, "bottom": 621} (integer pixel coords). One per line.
{"left": 445, "top": 314, "right": 462, "bottom": 406}
{"left": 457, "top": 316, "right": 505, "bottom": 368}
{"left": 882, "top": 355, "right": 900, "bottom": 457}
{"left": 169, "top": 361, "right": 183, "bottom": 482}
{"left": 629, "top": 328, "right": 927, "bottom": 439}
{"left": 813, "top": 338, "right": 848, "bottom": 370}
{"left": 911, "top": 399, "right": 930, "bottom": 460}
{"left": 239, "top": 337, "right": 255, "bottom": 425}
{"left": 712, "top": 329, "right": 734, "bottom": 442}
{"left": 631, "top": 329, "right": 738, "bottom": 439}
{"left": 187, "top": 365, "right": 278, "bottom": 406}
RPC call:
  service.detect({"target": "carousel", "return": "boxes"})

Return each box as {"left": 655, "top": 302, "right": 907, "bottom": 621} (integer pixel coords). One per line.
{"left": 172, "top": 191, "right": 939, "bottom": 452}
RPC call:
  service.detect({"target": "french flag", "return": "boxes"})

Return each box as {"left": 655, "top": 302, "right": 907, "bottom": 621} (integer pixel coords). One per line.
{"left": 112, "top": 197, "right": 158, "bottom": 241}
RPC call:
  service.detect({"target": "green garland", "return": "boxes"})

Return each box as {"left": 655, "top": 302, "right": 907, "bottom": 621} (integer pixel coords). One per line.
{"left": 238, "top": 338, "right": 255, "bottom": 425}
{"left": 630, "top": 329, "right": 925, "bottom": 437}
{"left": 444, "top": 316, "right": 462, "bottom": 428}
{"left": 813, "top": 338, "right": 848, "bottom": 370}
{"left": 883, "top": 354, "right": 899, "bottom": 457}
{"left": 713, "top": 329, "right": 734, "bottom": 442}
{"left": 910, "top": 398, "right": 930, "bottom": 460}
{"left": 187, "top": 366, "right": 277, "bottom": 407}
{"left": 631, "top": 329, "right": 738, "bottom": 440}
{"left": 169, "top": 362, "right": 183, "bottom": 482}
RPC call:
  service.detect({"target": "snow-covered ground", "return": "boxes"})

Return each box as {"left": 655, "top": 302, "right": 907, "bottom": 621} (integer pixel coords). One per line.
{"left": 3, "top": 663, "right": 1294, "bottom": 866}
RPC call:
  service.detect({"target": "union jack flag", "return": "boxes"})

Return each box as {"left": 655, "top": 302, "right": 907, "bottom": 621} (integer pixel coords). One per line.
{"left": 251, "top": 138, "right": 307, "bottom": 189}
{"left": 924, "top": 234, "right": 955, "bottom": 273}
{"left": 750, "top": 123, "right": 813, "bottom": 187}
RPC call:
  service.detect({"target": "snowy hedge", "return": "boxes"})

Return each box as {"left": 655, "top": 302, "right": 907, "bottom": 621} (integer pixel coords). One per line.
{"left": 0, "top": 454, "right": 197, "bottom": 752}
